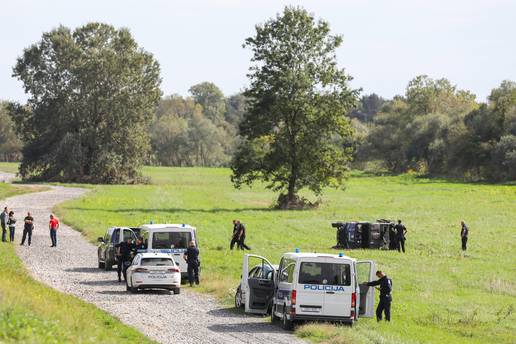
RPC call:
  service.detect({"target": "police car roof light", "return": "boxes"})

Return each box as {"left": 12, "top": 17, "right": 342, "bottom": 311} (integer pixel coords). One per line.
{"left": 295, "top": 248, "right": 300, "bottom": 253}
{"left": 182, "top": 224, "right": 185, "bottom": 227}
{"left": 339, "top": 252, "right": 344, "bottom": 257}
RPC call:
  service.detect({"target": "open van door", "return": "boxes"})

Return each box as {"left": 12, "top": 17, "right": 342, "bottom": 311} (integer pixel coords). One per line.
{"left": 356, "top": 260, "right": 376, "bottom": 318}
{"left": 242, "top": 254, "right": 275, "bottom": 314}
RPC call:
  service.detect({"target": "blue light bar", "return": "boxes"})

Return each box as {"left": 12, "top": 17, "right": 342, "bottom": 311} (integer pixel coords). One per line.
{"left": 295, "top": 248, "right": 300, "bottom": 253}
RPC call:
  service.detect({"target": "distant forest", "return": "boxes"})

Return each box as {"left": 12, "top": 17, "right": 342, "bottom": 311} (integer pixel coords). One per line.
{"left": 1, "top": 76, "right": 515, "bottom": 182}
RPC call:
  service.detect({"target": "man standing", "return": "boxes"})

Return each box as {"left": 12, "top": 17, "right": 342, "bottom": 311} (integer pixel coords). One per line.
{"left": 237, "top": 222, "right": 251, "bottom": 250}
{"left": 460, "top": 221, "right": 469, "bottom": 252}
{"left": 184, "top": 240, "right": 200, "bottom": 287}
{"left": 230, "top": 220, "right": 240, "bottom": 250}
{"left": 394, "top": 220, "right": 407, "bottom": 253}
{"left": 1, "top": 207, "right": 8, "bottom": 242}
{"left": 365, "top": 270, "right": 393, "bottom": 322}
{"left": 20, "top": 212, "right": 34, "bottom": 246}
{"left": 115, "top": 237, "right": 134, "bottom": 282}
{"left": 49, "top": 214, "right": 59, "bottom": 247}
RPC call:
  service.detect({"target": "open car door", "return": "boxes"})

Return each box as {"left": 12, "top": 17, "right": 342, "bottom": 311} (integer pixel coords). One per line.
{"left": 242, "top": 254, "right": 275, "bottom": 314}
{"left": 356, "top": 260, "right": 376, "bottom": 318}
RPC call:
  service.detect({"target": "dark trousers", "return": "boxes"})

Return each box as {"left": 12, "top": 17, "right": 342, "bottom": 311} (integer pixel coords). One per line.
{"left": 117, "top": 260, "right": 130, "bottom": 281}
{"left": 1, "top": 223, "right": 6, "bottom": 242}
{"left": 230, "top": 237, "right": 239, "bottom": 250}
{"left": 21, "top": 228, "right": 33, "bottom": 246}
{"left": 461, "top": 237, "right": 468, "bottom": 251}
{"left": 397, "top": 239, "right": 405, "bottom": 253}
{"left": 50, "top": 229, "right": 57, "bottom": 247}
{"left": 187, "top": 264, "right": 199, "bottom": 286}
{"left": 9, "top": 227, "right": 15, "bottom": 242}
{"left": 238, "top": 236, "right": 251, "bottom": 250}
{"left": 376, "top": 296, "right": 391, "bottom": 321}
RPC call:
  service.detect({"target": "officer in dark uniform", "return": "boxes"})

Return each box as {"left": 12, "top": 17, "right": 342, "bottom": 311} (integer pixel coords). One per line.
{"left": 132, "top": 236, "right": 146, "bottom": 253}
{"left": 184, "top": 240, "right": 200, "bottom": 287}
{"left": 394, "top": 220, "right": 407, "bottom": 253}
{"left": 365, "top": 270, "right": 393, "bottom": 321}
{"left": 115, "top": 237, "right": 133, "bottom": 282}
{"left": 230, "top": 220, "right": 240, "bottom": 250}
{"left": 460, "top": 221, "right": 469, "bottom": 252}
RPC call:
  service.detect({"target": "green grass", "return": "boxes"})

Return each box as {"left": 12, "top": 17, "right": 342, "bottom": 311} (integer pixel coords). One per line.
{"left": 0, "top": 183, "right": 155, "bottom": 344}
{"left": 0, "top": 162, "right": 19, "bottom": 174}
{"left": 53, "top": 167, "right": 516, "bottom": 344}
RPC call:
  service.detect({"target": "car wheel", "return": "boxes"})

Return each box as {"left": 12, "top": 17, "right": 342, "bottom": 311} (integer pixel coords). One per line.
{"left": 104, "top": 259, "right": 111, "bottom": 271}
{"left": 282, "top": 307, "right": 294, "bottom": 331}
{"left": 234, "top": 287, "right": 244, "bottom": 309}
{"left": 98, "top": 260, "right": 105, "bottom": 269}
{"left": 173, "top": 288, "right": 180, "bottom": 295}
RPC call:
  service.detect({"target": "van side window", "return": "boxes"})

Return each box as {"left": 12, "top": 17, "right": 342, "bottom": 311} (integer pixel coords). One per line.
{"left": 299, "top": 263, "right": 351, "bottom": 286}
{"left": 111, "top": 229, "right": 120, "bottom": 244}
{"left": 141, "top": 230, "right": 149, "bottom": 248}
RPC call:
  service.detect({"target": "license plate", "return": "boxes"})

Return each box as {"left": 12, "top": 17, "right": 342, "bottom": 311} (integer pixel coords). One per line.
{"left": 148, "top": 275, "right": 167, "bottom": 279}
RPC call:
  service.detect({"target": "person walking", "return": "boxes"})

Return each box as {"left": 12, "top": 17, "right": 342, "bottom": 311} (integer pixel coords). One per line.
{"left": 1, "top": 207, "right": 8, "bottom": 242}
{"left": 7, "top": 211, "right": 16, "bottom": 242}
{"left": 115, "top": 237, "right": 134, "bottom": 282}
{"left": 394, "top": 220, "right": 407, "bottom": 253}
{"left": 237, "top": 222, "right": 251, "bottom": 250}
{"left": 49, "top": 214, "right": 59, "bottom": 247}
{"left": 230, "top": 220, "right": 240, "bottom": 250}
{"left": 184, "top": 240, "right": 200, "bottom": 287}
{"left": 20, "top": 212, "right": 34, "bottom": 246}
{"left": 365, "top": 270, "right": 393, "bottom": 322}
{"left": 460, "top": 221, "right": 469, "bottom": 252}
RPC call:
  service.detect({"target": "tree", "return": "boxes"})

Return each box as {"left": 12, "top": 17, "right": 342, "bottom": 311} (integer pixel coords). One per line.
{"left": 189, "top": 82, "right": 226, "bottom": 122}
{"left": 0, "top": 102, "right": 22, "bottom": 162}
{"left": 349, "top": 93, "right": 385, "bottom": 122}
{"left": 231, "top": 7, "right": 358, "bottom": 208}
{"left": 224, "top": 93, "right": 248, "bottom": 127}
{"left": 10, "top": 23, "right": 161, "bottom": 183}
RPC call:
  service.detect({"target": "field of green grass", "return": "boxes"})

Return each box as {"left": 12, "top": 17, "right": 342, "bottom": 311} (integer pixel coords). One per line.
{"left": 0, "top": 182, "right": 155, "bottom": 344}
{"left": 0, "top": 162, "right": 20, "bottom": 174}
{"left": 47, "top": 167, "right": 515, "bottom": 343}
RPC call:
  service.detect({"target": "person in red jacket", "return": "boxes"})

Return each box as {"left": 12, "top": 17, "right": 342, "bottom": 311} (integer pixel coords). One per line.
{"left": 49, "top": 214, "right": 60, "bottom": 247}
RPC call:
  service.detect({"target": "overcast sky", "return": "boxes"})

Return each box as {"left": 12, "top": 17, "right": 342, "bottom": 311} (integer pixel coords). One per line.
{"left": 1, "top": 0, "right": 515, "bottom": 103}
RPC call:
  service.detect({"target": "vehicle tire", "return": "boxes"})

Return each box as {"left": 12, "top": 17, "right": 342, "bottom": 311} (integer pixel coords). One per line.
{"left": 126, "top": 283, "right": 130, "bottom": 292}
{"left": 98, "top": 260, "right": 105, "bottom": 269}
{"left": 282, "top": 307, "right": 294, "bottom": 331}
{"left": 104, "top": 259, "right": 112, "bottom": 271}
{"left": 271, "top": 304, "right": 279, "bottom": 324}
{"left": 234, "top": 287, "right": 244, "bottom": 309}
{"left": 173, "top": 288, "right": 180, "bottom": 295}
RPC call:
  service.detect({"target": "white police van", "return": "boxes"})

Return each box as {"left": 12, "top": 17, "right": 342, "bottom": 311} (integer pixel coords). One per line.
{"left": 240, "top": 252, "right": 376, "bottom": 329}
{"left": 139, "top": 224, "right": 197, "bottom": 279}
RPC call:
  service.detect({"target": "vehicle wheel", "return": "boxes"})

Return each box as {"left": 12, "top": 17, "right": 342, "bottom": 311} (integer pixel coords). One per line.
{"left": 98, "top": 260, "right": 105, "bottom": 269}
{"left": 282, "top": 307, "right": 294, "bottom": 331}
{"left": 234, "top": 287, "right": 244, "bottom": 309}
{"left": 271, "top": 304, "right": 279, "bottom": 324}
{"left": 129, "top": 286, "right": 137, "bottom": 293}
{"left": 126, "top": 283, "right": 130, "bottom": 292}
{"left": 104, "top": 259, "right": 111, "bottom": 271}
{"left": 173, "top": 288, "right": 180, "bottom": 295}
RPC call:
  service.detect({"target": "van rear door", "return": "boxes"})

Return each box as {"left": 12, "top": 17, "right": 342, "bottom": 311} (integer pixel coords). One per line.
{"left": 295, "top": 257, "right": 327, "bottom": 316}
{"left": 356, "top": 260, "right": 376, "bottom": 317}
{"left": 320, "top": 258, "right": 354, "bottom": 318}
{"left": 243, "top": 254, "right": 275, "bottom": 314}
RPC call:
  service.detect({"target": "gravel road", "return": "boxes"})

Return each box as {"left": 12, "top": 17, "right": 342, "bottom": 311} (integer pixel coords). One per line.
{"left": 3, "top": 175, "right": 303, "bottom": 344}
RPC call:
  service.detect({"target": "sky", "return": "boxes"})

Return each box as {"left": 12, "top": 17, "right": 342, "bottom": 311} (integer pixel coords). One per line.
{"left": 1, "top": 0, "right": 515, "bottom": 103}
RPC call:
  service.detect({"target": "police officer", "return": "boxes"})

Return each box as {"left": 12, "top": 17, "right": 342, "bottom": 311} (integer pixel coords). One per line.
{"left": 394, "top": 220, "right": 407, "bottom": 253}
{"left": 115, "top": 237, "right": 133, "bottom": 282}
{"left": 365, "top": 270, "right": 393, "bottom": 322}
{"left": 132, "top": 236, "right": 146, "bottom": 253}
{"left": 184, "top": 240, "right": 200, "bottom": 287}
{"left": 237, "top": 222, "right": 251, "bottom": 250}
{"left": 230, "top": 220, "right": 240, "bottom": 250}
{"left": 460, "top": 221, "right": 469, "bottom": 252}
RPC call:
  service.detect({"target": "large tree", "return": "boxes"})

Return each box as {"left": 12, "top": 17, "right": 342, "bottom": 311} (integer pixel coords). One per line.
{"left": 231, "top": 7, "right": 358, "bottom": 208}
{"left": 10, "top": 23, "right": 161, "bottom": 183}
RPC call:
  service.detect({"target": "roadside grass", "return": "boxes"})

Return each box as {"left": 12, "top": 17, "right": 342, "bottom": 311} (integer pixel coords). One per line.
{"left": 0, "top": 183, "right": 155, "bottom": 344}
{"left": 51, "top": 166, "right": 516, "bottom": 344}
{"left": 0, "top": 162, "right": 19, "bottom": 174}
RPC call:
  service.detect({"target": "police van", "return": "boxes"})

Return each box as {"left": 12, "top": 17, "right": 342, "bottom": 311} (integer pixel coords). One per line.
{"left": 139, "top": 224, "right": 197, "bottom": 279}
{"left": 240, "top": 252, "right": 376, "bottom": 329}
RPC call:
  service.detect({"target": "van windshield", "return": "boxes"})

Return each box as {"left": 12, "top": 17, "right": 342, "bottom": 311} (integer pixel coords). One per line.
{"left": 152, "top": 231, "right": 192, "bottom": 249}
{"left": 299, "top": 262, "right": 351, "bottom": 286}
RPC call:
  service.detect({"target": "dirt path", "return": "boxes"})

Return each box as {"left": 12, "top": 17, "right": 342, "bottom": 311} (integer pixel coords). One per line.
{"left": 3, "top": 176, "right": 303, "bottom": 344}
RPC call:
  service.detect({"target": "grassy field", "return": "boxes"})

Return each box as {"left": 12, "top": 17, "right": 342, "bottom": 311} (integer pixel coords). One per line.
{"left": 0, "top": 162, "right": 20, "bottom": 174}
{"left": 51, "top": 166, "right": 516, "bottom": 344}
{"left": 0, "top": 182, "right": 155, "bottom": 343}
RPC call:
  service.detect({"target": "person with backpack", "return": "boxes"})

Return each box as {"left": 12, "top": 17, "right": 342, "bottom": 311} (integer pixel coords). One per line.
{"left": 7, "top": 211, "right": 16, "bottom": 242}
{"left": 365, "top": 270, "right": 393, "bottom": 322}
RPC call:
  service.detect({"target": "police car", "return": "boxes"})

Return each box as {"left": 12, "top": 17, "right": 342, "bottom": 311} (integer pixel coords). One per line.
{"left": 240, "top": 252, "right": 376, "bottom": 329}
{"left": 125, "top": 253, "right": 181, "bottom": 294}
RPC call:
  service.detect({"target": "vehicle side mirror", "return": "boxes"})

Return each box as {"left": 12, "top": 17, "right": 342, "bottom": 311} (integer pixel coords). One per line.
{"left": 97, "top": 237, "right": 104, "bottom": 243}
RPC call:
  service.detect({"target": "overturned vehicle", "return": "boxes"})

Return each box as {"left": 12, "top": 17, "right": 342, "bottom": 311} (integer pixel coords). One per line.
{"left": 331, "top": 220, "right": 398, "bottom": 250}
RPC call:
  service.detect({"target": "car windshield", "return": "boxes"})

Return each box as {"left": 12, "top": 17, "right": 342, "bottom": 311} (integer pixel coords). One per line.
{"left": 299, "top": 262, "right": 351, "bottom": 286}
{"left": 141, "top": 258, "right": 174, "bottom": 266}
{"left": 152, "top": 231, "right": 192, "bottom": 249}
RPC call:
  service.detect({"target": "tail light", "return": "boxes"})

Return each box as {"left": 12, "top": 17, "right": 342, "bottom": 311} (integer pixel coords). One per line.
{"left": 291, "top": 290, "right": 297, "bottom": 315}
{"left": 167, "top": 267, "right": 180, "bottom": 273}
{"left": 134, "top": 268, "right": 148, "bottom": 273}
{"left": 351, "top": 292, "right": 356, "bottom": 307}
